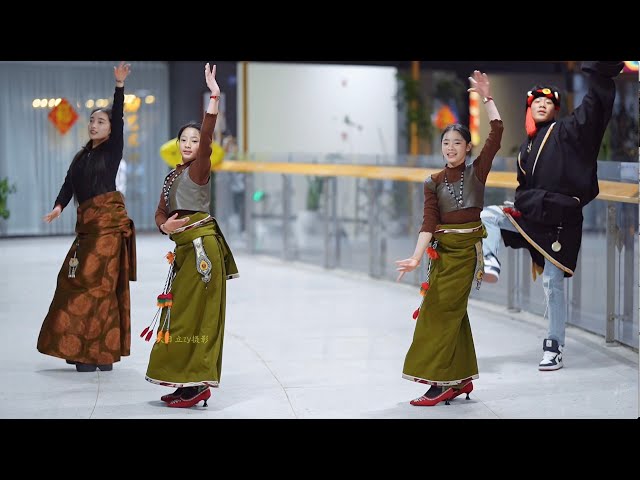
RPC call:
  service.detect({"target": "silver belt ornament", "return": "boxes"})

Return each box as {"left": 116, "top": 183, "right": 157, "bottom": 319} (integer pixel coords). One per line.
{"left": 68, "top": 253, "right": 79, "bottom": 278}
{"left": 474, "top": 241, "right": 484, "bottom": 290}
{"left": 193, "top": 237, "right": 212, "bottom": 284}
{"left": 68, "top": 239, "right": 80, "bottom": 278}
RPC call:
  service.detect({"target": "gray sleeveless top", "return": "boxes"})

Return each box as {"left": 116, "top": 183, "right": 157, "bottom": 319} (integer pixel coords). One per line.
{"left": 425, "top": 162, "right": 484, "bottom": 214}
{"left": 165, "top": 166, "right": 211, "bottom": 213}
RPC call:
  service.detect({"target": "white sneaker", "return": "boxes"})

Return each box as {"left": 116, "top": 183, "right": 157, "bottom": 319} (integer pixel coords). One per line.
{"left": 539, "top": 338, "right": 563, "bottom": 371}
{"left": 483, "top": 254, "right": 501, "bottom": 283}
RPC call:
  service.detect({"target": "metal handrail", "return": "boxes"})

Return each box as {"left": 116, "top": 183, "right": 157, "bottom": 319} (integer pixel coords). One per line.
{"left": 214, "top": 160, "right": 639, "bottom": 204}
{"left": 215, "top": 159, "right": 638, "bottom": 348}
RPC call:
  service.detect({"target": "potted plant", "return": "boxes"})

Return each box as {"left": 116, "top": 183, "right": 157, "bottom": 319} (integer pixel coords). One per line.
{"left": 0, "top": 177, "right": 17, "bottom": 220}
{"left": 295, "top": 175, "right": 325, "bottom": 246}
{"left": 393, "top": 73, "right": 433, "bottom": 228}
{"left": 306, "top": 176, "right": 324, "bottom": 212}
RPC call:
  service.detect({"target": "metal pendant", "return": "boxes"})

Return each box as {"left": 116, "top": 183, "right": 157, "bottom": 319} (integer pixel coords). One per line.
{"left": 193, "top": 237, "right": 212, "bottom": 284}
{"left": 551, "top": 241, "right": 562, "bottom": 252}
{"left": 68, "top": 255, "right": 79, "bottom": 278}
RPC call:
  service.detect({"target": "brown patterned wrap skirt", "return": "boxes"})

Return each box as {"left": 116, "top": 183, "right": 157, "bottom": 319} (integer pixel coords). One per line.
{"left": 37, "top": 191, "right": 136, "bottom": 364}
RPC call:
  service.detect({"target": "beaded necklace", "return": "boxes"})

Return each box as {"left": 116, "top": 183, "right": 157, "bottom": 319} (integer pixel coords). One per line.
{"left": 162, "top": 168, "right": 184, "bottom": 210}
{"left": 443, "top": 168, "right": 464, "bottom": 208}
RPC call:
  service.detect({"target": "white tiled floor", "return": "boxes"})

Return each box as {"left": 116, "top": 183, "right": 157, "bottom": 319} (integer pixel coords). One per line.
{"left": 0, "top": 233, "right": 637, "bottom": 418}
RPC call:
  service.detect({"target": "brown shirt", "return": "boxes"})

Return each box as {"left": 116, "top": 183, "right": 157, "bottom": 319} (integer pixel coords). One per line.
{"left": 155, "top": 113, "right": 217, "bottom": 232}
{"left": 420, "top": 119, "right": 503, "bottom": 233}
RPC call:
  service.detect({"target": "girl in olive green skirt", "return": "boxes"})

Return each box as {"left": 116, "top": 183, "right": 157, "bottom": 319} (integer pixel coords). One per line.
{"left": 395, "top": 71, "right": 503, "bottom": 406}
{"left": 143, "top": 63, "right": 238, "bottom": 408}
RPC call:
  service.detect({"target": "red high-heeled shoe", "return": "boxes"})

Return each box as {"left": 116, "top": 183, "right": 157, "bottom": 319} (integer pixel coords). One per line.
{"left": 161, "top": 388, "right": 184, "bottom": 403}
{"left": 410, "top": 387, "right": 455, "bottom": 406}
{"left": 167, "top": 387, "right": 211, "bottom": 408}
{"left": 451, "top": 381, "right": 473, "bottom": 400}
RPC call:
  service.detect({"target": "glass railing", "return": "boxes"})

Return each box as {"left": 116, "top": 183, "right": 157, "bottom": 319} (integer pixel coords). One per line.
{"left": 214, "top": 153, "right": 639, "bottom": 349}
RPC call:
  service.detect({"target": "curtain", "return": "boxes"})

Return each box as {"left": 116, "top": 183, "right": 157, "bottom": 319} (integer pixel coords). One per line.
{"left": 0, "top": 61, "right": 170, "bottom": 235}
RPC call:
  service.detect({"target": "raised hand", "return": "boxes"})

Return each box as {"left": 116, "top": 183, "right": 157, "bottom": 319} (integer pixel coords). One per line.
{"left": 205, "top": 63, "right": 220, "bottom": 96}
{"left": 467, "top": 70, "right": 491, "bottom": 98}
{"left": 43, "top": 205, "right": 62, "bottom": 223}
{"left": 114, "top": 61, "right": 132, "bottom": 83}
{"left": 395, "top": 257, "right": 420, "bottom": 282}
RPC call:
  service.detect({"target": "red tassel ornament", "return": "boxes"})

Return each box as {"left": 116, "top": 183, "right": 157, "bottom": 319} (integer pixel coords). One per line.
{"left": 525, "top": 106, "right": 537, "bottom": 137}
{"left": 141, "top": 253, "right": 176, "bottom": 343}
{"left": 156, "top": 293, "right": 174, "bottom": 308}
{"left": 503, "top": 207, "right": 522, "bottom": 218}
{"left": 426, "top": 247, "right": 439, "bottom": 260}
{"left": 412, "top": 308, "right": 420, "bottom": 320}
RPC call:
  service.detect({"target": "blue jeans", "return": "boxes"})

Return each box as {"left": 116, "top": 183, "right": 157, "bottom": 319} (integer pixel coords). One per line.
{"left": 481, "top": 205, "right": 566, "bottom": 346}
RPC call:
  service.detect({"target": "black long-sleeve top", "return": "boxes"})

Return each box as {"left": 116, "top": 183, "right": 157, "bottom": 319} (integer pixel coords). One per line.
{"left": 514, "top": 61, "right": 620, "bottom": 207}
{"left": 503, "top": 61, "right": 623, "bottom": 276}
{"left": 54, "top": 85, "right": 124, "bottom": 209}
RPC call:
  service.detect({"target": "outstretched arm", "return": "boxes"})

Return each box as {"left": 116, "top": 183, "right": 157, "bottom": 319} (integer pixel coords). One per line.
{"left": 189, "top": 63, "right": 220, "bottom": 185}
{"left": 395, "top": 231, "right": 434, "bottom": 282}
{"left": 468, "top": 71, "right": 504, "bottom": 183}
{"left": 395, "top": 182, "right": 439, "bottom": 281}
{"left": 105, "top": 62, "right": 131, "bottom": 177}
{"left": 561, "top": 61, "right": 623, "bottom": 160}
{"left": 52, "top": 165, "right": 74, "bottom": 212}
{"left": 46, "top": 152, "right": 81, "bottom": 222}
